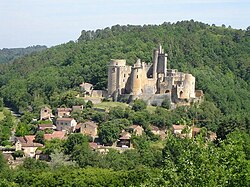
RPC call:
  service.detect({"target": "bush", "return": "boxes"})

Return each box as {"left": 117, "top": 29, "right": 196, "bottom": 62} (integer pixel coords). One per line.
{"left": 132, "top": 99, "right": 147, "bottom": 112}
{"left": 161, "top": 99, "right": 171, "bottom": 109}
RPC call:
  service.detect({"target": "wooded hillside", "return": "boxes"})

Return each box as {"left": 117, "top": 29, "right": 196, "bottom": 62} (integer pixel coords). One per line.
{"left": 0, "top": 20, "right": 249, "bottom": 134}
{"left": 0, "top": 45, "right": 47, "bottom": 64}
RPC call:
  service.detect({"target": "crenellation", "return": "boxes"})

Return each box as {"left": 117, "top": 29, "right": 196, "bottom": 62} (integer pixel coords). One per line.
{"left": 108, "top": 45, "right": 202, "bottom": 107}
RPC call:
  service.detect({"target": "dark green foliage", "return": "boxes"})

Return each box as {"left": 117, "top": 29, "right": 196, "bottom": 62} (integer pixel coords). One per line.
{"left": 86, "top": 100, "right": 93, "bottom": 108}
{"left": 0, "top": 97, "right": 3, "bottom": 111}
{"left": 0, "top": 45, "right": 47, "bottom": 64}
{"left": 0, "top": 109, "right": 15, "bottom": 145}
{"left": 64, "top": 133, "right": 88, "bottom": 154}
{"left": 35, "top": 131, "right": 45, "bottom": 144}
{"left": 132, "top": 99, "right": 147, "bottom": 112}
{"left": 12, "top": 150, "right": 24, "bottom": 158}
{"left": 0, "top": 21, "right": 249, "bottom": 135}
{"left": 161, "top": 98, "right": 171, "bottom": 109}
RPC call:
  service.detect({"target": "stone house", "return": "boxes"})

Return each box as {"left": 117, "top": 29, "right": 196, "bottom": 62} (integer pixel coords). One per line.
{"left": 172, "top": 125, "right": 192, "bottom": 138}
{"left": 117, "top": 131, "right": 132, "bottom": 148}
{"left": 56, "top": 108, "right": 72, "bottom": 118}
{"left": 80, "top": 82, "right": 93, "bottom": 95}
{"left": 40, "top": 107, "right": 54, "bottom": 121}
{"left": 15, "top": 135, "right": 43, "bottom": 158}
{"left": 79, "top": 121, "right": 98, "bottom": 141}
{"left": 38, "top": 124, "right": 55, "bottom": 131}
{"left": 56, "top": 118, "right": 77, "bottom": 132}
{"left": 72, "top": 105, "right": 84, "bottom": 112}
{"left": 128, "top": 125, "right": 144, "bottom": 136}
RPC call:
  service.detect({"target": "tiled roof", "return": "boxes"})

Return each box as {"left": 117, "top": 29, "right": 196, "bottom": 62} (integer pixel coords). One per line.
{"left": 38, "top": 124, "right": 53, "bottom": 128}
{"left": 172, "top": 125, "right": 186, "bottom": 130}
{"left": 57, "top": 108, "right": 72, "bottom": 112}
{"left": 57, "top": 118, "right": 74, "bottom": 122}
{"left": 119, "top": 132, "right": 131, "bottom": 140}
{"left": 44, "top": 131, "right": 66, "bottom": 140}
{"left": 150, "top": 125, "right": 159, "bottom": 131}
{"left": 16, "top": 136, "right": 43, "bottom": 147}
{"left": 81, "top": 121, "right": 98, "bottom": 128}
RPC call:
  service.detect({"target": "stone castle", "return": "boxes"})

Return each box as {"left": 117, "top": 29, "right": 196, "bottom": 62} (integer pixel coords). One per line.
{"left": 108, "top": 45, "right": 203, "bottom": 106}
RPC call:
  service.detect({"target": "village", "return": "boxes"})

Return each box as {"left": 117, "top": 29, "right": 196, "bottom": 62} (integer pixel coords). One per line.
{"left": 0, "top": 46, "right": 217, "bottom": 166}
{"left": 1, "top": 89, "right": 216, "bottom": 167}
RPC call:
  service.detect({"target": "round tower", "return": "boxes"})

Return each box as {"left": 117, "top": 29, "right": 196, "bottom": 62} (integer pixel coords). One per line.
{"left": 131, "top": 59, "right": 142, "bottom": 95}
{"left": 108, "top": 59, "right": 126, "bottom": 96}
{"left": 183, "top": 74, "right": 195, "bottom": 99}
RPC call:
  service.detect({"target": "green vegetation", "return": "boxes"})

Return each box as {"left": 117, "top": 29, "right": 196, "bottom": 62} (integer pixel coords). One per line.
{"left": 0, "top": 129, "right": 249, "bottom": 186}
{"left": 0, "top": 109, "right": 15, "bottom": 145}
{"left": 94, "top": 102, "right": 129, "bottom": 110}
{"left": 0, "top": 21, "right": 249, "bottom": 186}
{"left": 0, "top": 112, "right": 4, "bottom": 121}
{"left": 0, "top": 45, "right": 47, "bottom": 64}
{"left": 0, "top": 20, "right": 249, "bottom": 135}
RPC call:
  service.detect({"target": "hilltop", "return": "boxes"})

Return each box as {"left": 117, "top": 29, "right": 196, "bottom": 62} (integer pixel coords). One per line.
{"left": 0, "top": 45, "right": 47, "bottom": 64}
{"left": 0, "top": 20, "right": 249, "bottom": 134}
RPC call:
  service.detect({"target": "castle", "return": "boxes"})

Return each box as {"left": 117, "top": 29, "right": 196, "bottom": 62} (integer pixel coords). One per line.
{"left": 108, "top": 45, "right": 203, "bottom": 106}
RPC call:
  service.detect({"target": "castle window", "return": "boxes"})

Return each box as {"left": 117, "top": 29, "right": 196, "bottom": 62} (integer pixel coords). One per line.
{"left": 180, "top": 91, "right": 184, "bottom": 98}
{"left": 124, "top": 74, "right": 126, "bottom": 77}
{"left": 165, "top": 90, "right": 170, "bottom": 93}
{"left": 137, "top": 75, "right": 138, "bottom": 78}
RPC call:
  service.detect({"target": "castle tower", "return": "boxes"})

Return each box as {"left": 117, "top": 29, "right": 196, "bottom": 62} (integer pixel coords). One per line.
{"left": 131, "top": 59, "right": 142, "bottom": 95}
{"left": 178, "top": 74, "right": 196, "bottom": 99}
{"left": 157, "top": 45, "right": 168, "bottom": 78}
{"left": 152, "top": 48, "right": 159, "bottom": 79}
{"left": 108, "top": 59, "right": 127, "bottom": 96}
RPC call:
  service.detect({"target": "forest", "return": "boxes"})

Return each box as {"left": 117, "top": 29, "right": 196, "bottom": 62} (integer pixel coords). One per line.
{"left": 0, "top": 20, "right": 249, "bottom": 186}
{"left": 0, "top": 45, "right": 47, "bottom": 64}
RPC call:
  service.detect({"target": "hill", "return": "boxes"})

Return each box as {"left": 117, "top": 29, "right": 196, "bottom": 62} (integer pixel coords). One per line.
{"left": 0, "top": 45, "right": 47, "bottom": 64}
{"left": 0, "top": 20, "right": 249, "bottom": 135}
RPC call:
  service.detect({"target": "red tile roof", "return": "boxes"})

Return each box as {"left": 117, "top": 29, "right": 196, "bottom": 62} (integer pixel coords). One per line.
{"left": 172, "top": 125, "right": 186, "bottom": 130}
{"left": 57, "top": 108, "right": 72, "bottom": 112}
{"left": 56, "top": 118, "right": 74, "bottom": 122}
{"left": 44, "top": 131, "right": 66, "bottom": 140}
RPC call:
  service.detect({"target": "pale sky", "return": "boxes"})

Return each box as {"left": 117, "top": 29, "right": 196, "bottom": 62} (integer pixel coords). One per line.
{"left": 0, "top": 0, "right": 249, "bottom": 49}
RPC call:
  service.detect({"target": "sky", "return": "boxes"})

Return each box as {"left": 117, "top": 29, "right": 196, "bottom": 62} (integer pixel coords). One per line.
{"left": 0, "top": 0, "right": 249, "bottom": 49}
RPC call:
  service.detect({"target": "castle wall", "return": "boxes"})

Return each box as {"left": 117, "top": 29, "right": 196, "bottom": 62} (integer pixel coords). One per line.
{"left": 107, "top": 45, "right": 201, "bottom": 106}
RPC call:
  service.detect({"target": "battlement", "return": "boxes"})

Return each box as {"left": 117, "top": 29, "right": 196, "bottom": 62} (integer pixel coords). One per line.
{"left": 107, "top": 45, "right": 202, "bottom": 106}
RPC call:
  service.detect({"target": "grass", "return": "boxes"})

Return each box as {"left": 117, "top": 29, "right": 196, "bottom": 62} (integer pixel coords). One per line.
{"left": 150, "top": 140, "right": 167, "bottom": 149}
{"left": 94, "top": 102, "right": 129, "bottom": 110}
{"left": 0, "top": 111, "right": 4, "bottom": 121}
{"left": 94, "top": 101, "right": 159, "bottom": 114}
{"left": 146, "top": 106, "right": 157, "bottom": 114}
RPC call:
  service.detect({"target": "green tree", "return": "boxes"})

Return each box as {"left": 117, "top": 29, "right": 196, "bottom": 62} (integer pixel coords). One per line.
{"left": 98, "top": 121, "right": 121, "bottom": 144}
{"left": 132, "top": 99, "right": 147, "bottom": 112}
{"left": 35, "top": 131, "right": 45, "bottom": 144}
{"left": 161, "top": 98, "right": 171, "bottom": 109}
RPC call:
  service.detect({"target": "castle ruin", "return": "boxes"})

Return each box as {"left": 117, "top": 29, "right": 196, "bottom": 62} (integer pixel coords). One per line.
{"left": 108, "top": 45, "right": 203, "bottom": 106}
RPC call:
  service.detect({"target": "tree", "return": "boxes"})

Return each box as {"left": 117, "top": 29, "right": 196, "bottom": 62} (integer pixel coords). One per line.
{"left": 50, "top": 149, "right": 75, "bottom": 169}
{"left": 132, "top": 99, "right": 147, "bottom": 112}
{"left": 35, "top": 131, "right": 45, "bottom": 144}
{"left": 0, "top": 97, "right": 3, "bottom": 111}
{"left": 161, "top": 98, "right": 171, "bottom": 109}
{"left": 86, "top": 100, "right": 93, "bottom": 108}
{"left": 98, "top": 121, "right": 121, "bottom": 144}
{"left": 64, "top": 133, "right": 88, "bottom": 154}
